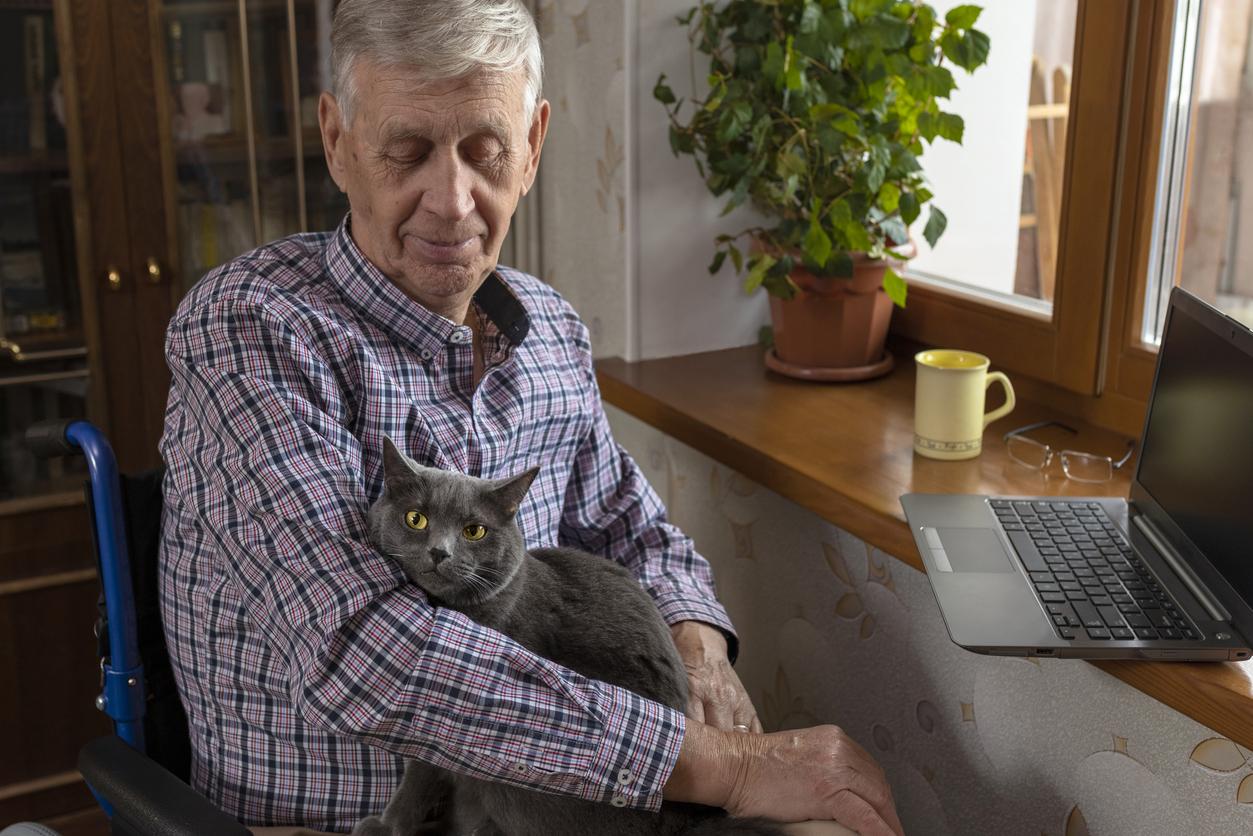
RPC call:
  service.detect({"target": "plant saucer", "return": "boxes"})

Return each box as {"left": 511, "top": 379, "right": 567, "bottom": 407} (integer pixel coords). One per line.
{"left": 764, "top": 348, "right": 895, "bottom": 383}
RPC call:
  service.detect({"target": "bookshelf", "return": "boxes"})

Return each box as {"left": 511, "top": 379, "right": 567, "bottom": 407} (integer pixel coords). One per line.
{"left": 0, "top": 0, "right": 345, "bottom": 828}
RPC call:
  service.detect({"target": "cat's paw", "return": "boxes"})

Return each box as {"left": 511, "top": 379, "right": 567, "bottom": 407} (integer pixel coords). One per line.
{"left": 349, "top": 815, "right": 395, "bottom": 836}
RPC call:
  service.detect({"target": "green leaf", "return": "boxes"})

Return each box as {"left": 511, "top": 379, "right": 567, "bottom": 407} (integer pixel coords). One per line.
{"left": 708, "top": 249, "right": 727, "bottom": 275}
{"left": 764, "top": 41, "right": 786, "bottom": 89}
{"left": 653, "top": 74, "right": 677, "bottom": 105}
{"left": 668, "top": 125, "right": 694, "bottom": 156}
{"left": 744, "top": 254, "right": 776, "bottom": 294}
{"left": 703, "top": 80, "right": 726, "bottom": 111}
{"left": 945, "top": 5, "right": 983, "bottom": 29}
{"left": 758, "top": 325, "right": 774, "bottom": 349}
{"left": 803, "top": 212, "right": 833, "bottom": 266}
{"left": 924, "top": 66, "right": 956, "bottom": 98}
{"left": 729, "top": 245, "right": 744, "bottom": 273}
{"left": 917, "top": 111, "right": 937, "bottom": 142}
{"left": 911, "top": 6, "right": 936, "bottom": 42}
{"left": 899, "top": 191, "right": 920, "bottom": 225}
{"left": 719, "top": 177, "right": 750, "bottom": 216}
{"left": 784, "top": 37, "right": 806, "bottom": 92}
{"left": 937, "top": 112, "right": 964, "bottom": 143}
{"left": 866, "top": 161, "right": 886, "bottom": 194}
{"left": 923, "top": 205, "right": 948, "bottom": 248}
{"left": 878, "top": 182, "right": 901, "bottom": 214}
{"left": 941, "top": 29, "right": 991, "bottom": 72}
{"left": 882, "top": 267, "right": 908, "bottom": 308}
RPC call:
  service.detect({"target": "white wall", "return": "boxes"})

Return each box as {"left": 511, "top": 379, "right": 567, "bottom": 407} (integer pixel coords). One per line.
{"left": 631, "top": 0, "right": 770, "bottom": 360}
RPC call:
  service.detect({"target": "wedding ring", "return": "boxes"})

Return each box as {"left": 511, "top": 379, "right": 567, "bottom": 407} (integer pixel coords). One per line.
{"left": 732, "top": 723, "right": 750, "bottom": 732}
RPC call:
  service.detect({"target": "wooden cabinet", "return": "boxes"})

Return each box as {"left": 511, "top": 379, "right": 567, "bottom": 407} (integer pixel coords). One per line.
{"left": 1, "top": 0, "right": 342, "bottom": 827}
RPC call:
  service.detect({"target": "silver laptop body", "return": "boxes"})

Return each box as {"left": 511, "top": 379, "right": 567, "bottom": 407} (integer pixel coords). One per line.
{"left": 901, "top": 289, "right": 1253, "bottom": 661}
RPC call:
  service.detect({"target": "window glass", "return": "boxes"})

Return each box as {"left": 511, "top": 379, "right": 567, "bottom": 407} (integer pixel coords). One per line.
{"left": 905, "top": 0, "right": 1077, "bottom": 313}
{"left": 1144, "top": 0, "right": 1253, "bottom": 343}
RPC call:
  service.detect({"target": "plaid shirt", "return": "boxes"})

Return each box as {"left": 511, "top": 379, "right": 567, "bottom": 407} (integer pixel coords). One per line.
{"left": 158, "top": 218, "right": 737, "bottom": 831}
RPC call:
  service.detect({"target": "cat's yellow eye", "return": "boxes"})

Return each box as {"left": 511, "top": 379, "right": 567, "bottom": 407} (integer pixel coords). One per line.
{"left": 462, "top": 524, "right": 487, "bottom": 541}
{"left": 404, "top": 511, "right": 428, "bottom": 531}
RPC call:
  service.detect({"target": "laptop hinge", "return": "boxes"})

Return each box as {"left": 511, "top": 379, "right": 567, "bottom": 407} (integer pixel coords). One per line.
{"left": 1133, "top": 515, "right": 1230, "bottom": 622}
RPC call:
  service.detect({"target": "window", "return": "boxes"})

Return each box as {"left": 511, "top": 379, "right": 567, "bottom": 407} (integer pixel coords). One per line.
{"left": 893, "top": 2, "right": 1134, "bottom": 397}
{"left": 906, "top": 0, "right": 1077, "bottom": 314}
{"left": 1143, "top": 0, "right": 1253, "bottom": 343}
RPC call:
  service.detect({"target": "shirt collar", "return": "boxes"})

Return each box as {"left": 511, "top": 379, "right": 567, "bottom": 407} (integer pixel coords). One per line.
{"left": 324, "top": 216, "right": 530, "bottom": 361}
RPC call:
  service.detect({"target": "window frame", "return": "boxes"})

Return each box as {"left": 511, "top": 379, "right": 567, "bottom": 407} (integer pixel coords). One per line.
{"left": 890, "top": 1, "right": 1144, "bottom": 399}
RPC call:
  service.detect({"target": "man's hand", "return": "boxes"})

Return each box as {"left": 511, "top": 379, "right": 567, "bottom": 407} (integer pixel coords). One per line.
{"left": 664, "top": 722, "right": 905, "bottom": 836}
{"left": 670, "top": 621, "right": 762, "bottom": 733}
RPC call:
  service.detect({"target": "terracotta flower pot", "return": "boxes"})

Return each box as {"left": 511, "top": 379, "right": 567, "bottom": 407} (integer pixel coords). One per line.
{"left": 768, "top": 253, "right": 897, "bottom": 375}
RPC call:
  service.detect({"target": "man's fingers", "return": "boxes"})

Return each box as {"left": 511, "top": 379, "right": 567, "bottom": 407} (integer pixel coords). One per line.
{"left": 749, "top": 715, "right": 764, "bottom": 734}
{"left": 686, "top": 696, "right": 705, "bottom": 724}
{"left": 732, "top": 700, "right": 760, "bottom": 734}
{"left": 829, "top": 788, "right": 900, "bottom": 836}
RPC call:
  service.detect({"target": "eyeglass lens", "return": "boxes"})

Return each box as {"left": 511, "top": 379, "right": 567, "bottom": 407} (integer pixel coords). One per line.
{"left": 1060, "top": 451, "right": 1115, "bottom": 483}
{"left": 1006, "top": 434, "right": 1052, "bottom": 469}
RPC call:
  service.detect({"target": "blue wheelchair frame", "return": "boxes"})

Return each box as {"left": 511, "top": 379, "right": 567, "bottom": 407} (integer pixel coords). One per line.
{"left": 24, "top": 419, "right": 248, "bottom": 836}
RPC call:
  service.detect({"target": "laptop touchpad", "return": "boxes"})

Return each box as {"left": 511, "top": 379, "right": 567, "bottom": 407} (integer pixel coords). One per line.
{"left": 936, "top": 528, "right": 1015, "bottom": 573}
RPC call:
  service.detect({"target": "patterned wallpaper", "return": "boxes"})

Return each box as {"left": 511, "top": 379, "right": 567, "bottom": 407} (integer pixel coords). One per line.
{"left": 533, "top": 0, "right": 630, "bottom": 359}
{"left": 605, "top": 405, "right": 1253, "bottom": 836}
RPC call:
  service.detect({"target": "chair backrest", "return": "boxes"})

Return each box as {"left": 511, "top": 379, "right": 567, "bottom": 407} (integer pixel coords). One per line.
{"left": 87, "top": 468, "right": 192, "bottom": 780}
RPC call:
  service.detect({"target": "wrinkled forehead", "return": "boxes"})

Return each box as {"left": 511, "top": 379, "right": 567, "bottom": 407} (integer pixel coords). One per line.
{"left": 355, "top": 62, "right": 529, "bottom": 143}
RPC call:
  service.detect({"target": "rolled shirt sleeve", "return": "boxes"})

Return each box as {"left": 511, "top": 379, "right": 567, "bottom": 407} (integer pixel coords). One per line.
{"left": 163, "top": 296, "right": 684, "bottom": 810}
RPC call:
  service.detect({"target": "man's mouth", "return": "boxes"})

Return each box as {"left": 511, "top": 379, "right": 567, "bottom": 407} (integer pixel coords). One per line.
{"left": 409, "top": 235, "right": 479, "bottom": 264}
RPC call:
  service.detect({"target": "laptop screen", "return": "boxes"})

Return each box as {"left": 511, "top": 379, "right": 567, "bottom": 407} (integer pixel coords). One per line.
{"left": 1136, "top": 293, "right": 1253, "bottom": 603}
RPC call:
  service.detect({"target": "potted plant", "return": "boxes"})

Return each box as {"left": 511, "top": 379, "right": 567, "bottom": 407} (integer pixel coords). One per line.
{"left": 655, "top": 0, "right": 990, "bottom": 380}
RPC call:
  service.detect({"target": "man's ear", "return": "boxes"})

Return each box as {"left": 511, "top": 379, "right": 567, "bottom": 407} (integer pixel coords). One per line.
{"left": 491, "top": 466, "right": 540, "bottom": 516}
{"left": 319, "top": 91, "right": 349, "bottom": 194}
{"left": 519, "top": 99, "right": 550, "bottom": 197}
{"left": 381, "top": 436, "right": 417, "bottom": 484}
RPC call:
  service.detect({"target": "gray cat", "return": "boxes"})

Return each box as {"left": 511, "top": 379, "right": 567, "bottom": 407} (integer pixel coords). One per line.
{"left": 353, "top": 438, "right": 784, "bottom": 836}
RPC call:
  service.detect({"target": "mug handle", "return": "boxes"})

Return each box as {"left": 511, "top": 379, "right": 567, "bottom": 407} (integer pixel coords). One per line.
{"left": 983, "top": 372, "right": 1016, "bottom": 428}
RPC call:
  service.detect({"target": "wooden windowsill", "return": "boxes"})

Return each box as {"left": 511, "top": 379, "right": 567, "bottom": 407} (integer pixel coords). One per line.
{"left": 596, "top": 343, "right": 1253, "bottom": 752}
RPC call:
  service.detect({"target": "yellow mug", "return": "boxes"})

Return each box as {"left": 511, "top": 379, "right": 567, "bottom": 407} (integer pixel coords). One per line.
{"left": 914, "top": 349, "right": 1016, "bottom": 460}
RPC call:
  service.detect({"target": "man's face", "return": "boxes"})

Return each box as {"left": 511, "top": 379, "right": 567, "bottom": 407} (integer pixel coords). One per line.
{"left": 320, "top": 62, "right": 549, "bottom": 313}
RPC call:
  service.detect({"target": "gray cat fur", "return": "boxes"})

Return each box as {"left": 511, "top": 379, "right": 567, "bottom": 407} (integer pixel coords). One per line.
{"left": 352, "top": 437, "right": 783, "bottom": 836}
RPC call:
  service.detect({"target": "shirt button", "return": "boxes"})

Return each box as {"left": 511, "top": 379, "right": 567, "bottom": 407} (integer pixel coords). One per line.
{"left": 511, "top": 763, "right": 528, "bottom": 775}
{"left": 616, "top": 768, "right": 633, "bottom": 785}
{"left": 610, "top": 794, "right": 628, "bottom": 807}
{"left": 450, "top": 329, "right": 471, "bottom": 344}
{"left": 419, "top": 349, "right": 434, "bottom": 360}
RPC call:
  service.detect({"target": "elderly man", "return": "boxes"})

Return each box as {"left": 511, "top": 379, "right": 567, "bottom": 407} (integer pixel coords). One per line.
{"left": 158, "top": 1, "right": 902, "bottom": 835}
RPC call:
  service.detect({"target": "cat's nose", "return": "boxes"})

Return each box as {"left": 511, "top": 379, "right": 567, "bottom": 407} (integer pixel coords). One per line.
{"left": 429, "top": 547, "right": 451, "bottom": 565}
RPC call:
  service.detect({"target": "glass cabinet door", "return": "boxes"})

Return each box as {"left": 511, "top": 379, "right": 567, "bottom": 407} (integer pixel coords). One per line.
{"left": 0, "top": 2, "right": 89, "bottom": 503}
{"left": 160, "top": 0, "right": 347, "bottom": 299}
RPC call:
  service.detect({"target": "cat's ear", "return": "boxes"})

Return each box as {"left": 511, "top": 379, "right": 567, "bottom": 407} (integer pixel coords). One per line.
{"left": 490, "top": 466, "right": 539, "bottom": 516}
{"left": 381, "top": 436, "right": 418, "bottom": 484}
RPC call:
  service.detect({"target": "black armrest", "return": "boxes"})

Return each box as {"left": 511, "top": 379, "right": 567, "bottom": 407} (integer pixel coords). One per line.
{"left": 78, "top": 736, "right": 250, "bottom": 836}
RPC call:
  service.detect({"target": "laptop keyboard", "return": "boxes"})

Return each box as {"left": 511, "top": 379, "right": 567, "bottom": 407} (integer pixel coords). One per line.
{"left": 991, "top": 499, "right": 1202, "bottom": 642}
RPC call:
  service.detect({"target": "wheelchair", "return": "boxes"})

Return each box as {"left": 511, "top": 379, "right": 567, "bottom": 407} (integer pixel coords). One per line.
{"left": 4, "top": 420, "right": 249, "bottom": 836}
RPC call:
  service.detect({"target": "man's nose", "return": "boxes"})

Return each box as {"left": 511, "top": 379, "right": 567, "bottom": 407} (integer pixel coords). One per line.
{"left": 429, "top": 547, "right": 451, "bottom": 565}
{"left": 420, "top": 152, "right": 475, "bottom": 223}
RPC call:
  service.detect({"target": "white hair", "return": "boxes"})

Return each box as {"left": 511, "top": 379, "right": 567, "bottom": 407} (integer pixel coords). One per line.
{"left": 331, "top": 0, "right": 544, "bottom": 128}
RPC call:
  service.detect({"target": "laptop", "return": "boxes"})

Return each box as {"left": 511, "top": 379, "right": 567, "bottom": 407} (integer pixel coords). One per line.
{"left": 901, "top": 288, "right": 1253, "bottom": 660}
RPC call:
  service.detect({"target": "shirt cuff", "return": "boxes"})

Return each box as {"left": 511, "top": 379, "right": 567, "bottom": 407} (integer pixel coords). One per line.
{"left": 647, "top": 578, "right": 740, "bottom": 665}
{"left": 580, "top": 683, "right": 686, "bottom": 811}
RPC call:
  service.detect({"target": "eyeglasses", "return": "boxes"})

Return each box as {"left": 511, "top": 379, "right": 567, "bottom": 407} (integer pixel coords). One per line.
{"left": 1003, "top": 421, "right": 1136, "bottom": 483}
